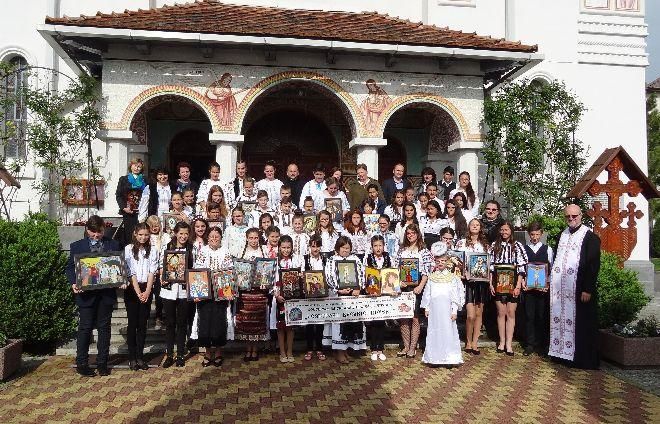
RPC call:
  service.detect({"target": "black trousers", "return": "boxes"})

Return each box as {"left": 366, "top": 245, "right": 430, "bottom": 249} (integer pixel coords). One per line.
{"left": 305, "top": 324, "right": 323, "bottom": 351}
{"left": 124, "top": 284, "right": 153, "bottom": 360}
{"left": 120, "top": 212, "right": 138, "bottom": 248}
{"left": 524, "top": 291, "right": 549, "bottom": 351}
{"left": 76, "top": 300, "right": 113, "bottom": 368}
{"left": 153, "top": 275, "right": 163, "bottom": 320}
{"left": 163, "top": 298, "right": 189, "bottom": 357}
{"left": 369, "top": 320, "right": 386, "bottom": 351}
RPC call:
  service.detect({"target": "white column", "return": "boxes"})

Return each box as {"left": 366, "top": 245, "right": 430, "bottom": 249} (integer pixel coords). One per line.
{"left": 209, "top": 133, "right": 244, "bottom": 181}
{"left": 449, "top": 141, "right": 483, "bottom": 196}
{"left": 349, "top": 137, "right": 387, "bottom": 178}
{"left": 98, "top": 130, "right": 135, "bottom": 217}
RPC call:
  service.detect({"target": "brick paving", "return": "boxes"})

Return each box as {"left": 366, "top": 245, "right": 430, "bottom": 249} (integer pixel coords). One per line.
{"left": 1, "top": 351, "right": 658, "bottom": 423}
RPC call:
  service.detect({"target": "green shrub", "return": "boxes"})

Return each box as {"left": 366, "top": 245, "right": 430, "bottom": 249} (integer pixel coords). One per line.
{"left": 0, "top": 213, "right": 77, "bottom": 350}
{"left": 598, "top": 252, "right": 650, "bottom": 328}
{"left": 527, "top": 213, "right": 565, "bottom": 249}
{"left": 652, "top": 222, "right": 660, "bottom": 258}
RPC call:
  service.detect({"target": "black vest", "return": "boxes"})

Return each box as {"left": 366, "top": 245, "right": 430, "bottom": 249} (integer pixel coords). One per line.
{"left": 147, "top": 182, "right": 174, "bottom": 217}
{"left": 524, "top": 244, "right": 549, "bottom": 264}
{"left": 365, "top": 252, "right": 392, "bottom": 269}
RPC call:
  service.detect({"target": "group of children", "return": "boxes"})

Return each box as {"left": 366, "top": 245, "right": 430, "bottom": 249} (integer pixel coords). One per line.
{"left": 117, "top": 159, "right": 552, "bottom": 371}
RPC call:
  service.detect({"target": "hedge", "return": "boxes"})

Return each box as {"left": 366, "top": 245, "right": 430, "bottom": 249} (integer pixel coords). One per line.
{"left": 0, "top": 213, "right": 77, "bottom": 348}
{"left": 598, "top": 252, "right": 650, "bottom": 328}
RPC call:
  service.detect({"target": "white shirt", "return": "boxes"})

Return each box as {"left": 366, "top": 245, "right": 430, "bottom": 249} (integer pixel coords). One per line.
{"left": 312, "top": 191, "right": 350, "bottom": 216}
{"left": 223, "top": 224, "right": 248, "bottom": 258}
{"left": 256, "top": 178, "right": 284, "bottom": 210}
{"left": 307, "top": 255, "right": 325, "bottom": 271}
{"left": 419, "top": 215, "right": 449, "bottom": 235}
{"left": 291, "top": 232, "right": 310, "bottom": 257}
{"left": 159, "top": 246, "right": 189, "bottom": 300}
{"left": 124, "top": 245, "right": 159, "bottom": 283}
{"left": 449, "top": 188, "right": 480, "bottom": 218}
{"left": 299, "top": 179, "right": 327, "bottom": 209}
{"left": 197, "top": 178, "right": 226, "bottom": 205}
{"left": 138, "top": 183, "right": 172, "bottom": 222}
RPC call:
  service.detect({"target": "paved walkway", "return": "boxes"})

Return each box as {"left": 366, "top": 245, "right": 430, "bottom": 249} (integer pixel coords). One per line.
{"left": 1, "top": 351, "right": 658, "bottom": 423}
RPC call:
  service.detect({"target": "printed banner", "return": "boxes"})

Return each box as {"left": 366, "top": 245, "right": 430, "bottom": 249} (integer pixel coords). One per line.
{"left": 284, "top": 292, "right": 415, "bottom": 326}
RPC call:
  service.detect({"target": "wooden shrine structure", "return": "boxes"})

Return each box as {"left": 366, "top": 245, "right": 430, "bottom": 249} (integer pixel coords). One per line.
{"left": 567, "top": 146, "right": 660, "bottom": 262}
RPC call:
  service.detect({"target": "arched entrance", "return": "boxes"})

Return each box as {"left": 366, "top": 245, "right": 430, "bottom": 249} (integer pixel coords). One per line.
{"left": 383, "top": 102, "right": 461, "bottom": 180}
{"left": 378, "top": 136, "right": 407, "bottom": 183}
{"left": 241, "top": 82, "right": 353, "bottom": 180}
{"left": 129, "top": 94, "right": 213, "bottom": 179}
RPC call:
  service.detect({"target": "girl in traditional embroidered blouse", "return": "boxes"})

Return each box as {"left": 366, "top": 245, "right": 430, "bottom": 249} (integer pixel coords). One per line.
{"left": 290, "top": 214, "right": 310, "bottom": 257}
{"left": 191, "top": 217, "right": 209, "bottom": 262}
{"left": 415, "top": 192, "right": 430, "bottom": 220}
{"left": 124, "top": 223, "right": 159, "bottom": 371}
{"left": 444, "top": 199, "right": 468, "bottom": 240}
{"left": 342, "top": 209, "right": 369, "bottom": 261}
{"left": 359, "top": 198, "right": 375, "bottom": 215}
{"left": 182, "top": 188, "right": 197, "bottom": 217}
{"left": 146, "top": 215, "right": 169, "bottom": 329}
{"left": 223, "top": 207, "right": 248, "bottom": 258}
{"left": 452, "top": 192, "right": 474, "bottom": 223}
{"left": 160, "top": 221, "right": 194, "bottom": 368}
{"left": 205, "top": 185, "right": 229, "bottom": 221}
{"left": 396, "top": 223, "right": 433, "bottom": 358}
{"left": 324, "top": 236, "right": 366, "bottom": 364}
{"left": 273, "top": 235, "right": 304, "bottom": 363}
{"left": 455, "top": 219, "right": 490, "bottom": 355}
{"left": 169, "top": 191, "right": 192, "bottom": 224}
{"left": 258, "top": 213, "right": 274, "bottom": 246}
{"left": 315, "top": 210, "right": 339, "bottom": 259}
{"left": 395, "top": 202, "right": 419, "bottom": 245}
{"left": 383, "top": 190, "right": 405, "bottom": 231}
{"left": 193, "top": 227, "right": 232, "bottom": 367}
{"left": 489, "top": 221, "right": 528, "bottom": 356}
{"left": 234, "top": 228, "right": 269, "bottom": 361}
{"left": 303, "top": 235, "right": 327, "bottom": 361}
{"left": 420, "top": 200, "right": 448, "bottom": 248}
{"left": 364, "top": 235, "right": 397, "bottom": 362}
{"left": 197, "top": 162, "right": 223, "bottom": 210}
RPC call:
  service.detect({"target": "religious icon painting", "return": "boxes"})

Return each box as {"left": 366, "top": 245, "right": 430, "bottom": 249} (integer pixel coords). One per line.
{"left": 494, "top": 264, "right": 516, "bottom": 295}
{"left": 303, "top": 213, "right": 317, "bottom": 235}
{"left": 526, "top": 262, "right": 549, "bottom": 290}
{"left": 280, "top": 268, "right": 302, "bottom": 300}
{"left": 232, "top": 258, "right": 255, "bottom": 291}
{"left": 336, "top": 260, "right": 359, "bottom": 290}
{"left": 380, "top": 268, "right": 401, "bottom": 296}
{"left": 162, "top": 213, "right": 182, "bottom": 236}
{"left": 186, "top": 268, "right": 212, "bottom": 300}
{"left": 303, "top": 271, "right": 328, "bottom": 298}
{"left": 74, "top": 252, "right": 127, "bottom": 291}
{"left": 363, "top": 214, "right": 380, "bottom": 234}
{"left": 446, "top": 250, "right": 466, "bottom": 278}
{"left": 163, "top": 250, "right": 187, "bottom": 283}
{"left": 365, "top": 267, "right": 382, "bottom": 296}
{"left": 212, "top": 269, "right": 235, "bottom": 300}
{"left": 399, "top": 258, "right": 420, "bottom": 286}
{"left": 324, "top": 198, "right": 343, "bottom": 225}
{"left": 465, "top": 252, "right": 489, "bottom": 282}
{"left": 253, "top": 258, "right": 277, "bottom": 289}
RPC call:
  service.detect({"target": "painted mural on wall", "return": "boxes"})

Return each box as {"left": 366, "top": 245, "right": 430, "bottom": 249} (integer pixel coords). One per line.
{"left": 101, "top": 61, "right": 484, "bottom": 143}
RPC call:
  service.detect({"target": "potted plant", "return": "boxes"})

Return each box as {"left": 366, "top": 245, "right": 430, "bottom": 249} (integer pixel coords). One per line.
{"left": 600, "top": 317, "right": 660, "bottom": 367}
{"left": 0, "top": 331, "right": 22, "bottom": 381}
{"left": 597, "top": 252, "right": 654, "bottom": 366}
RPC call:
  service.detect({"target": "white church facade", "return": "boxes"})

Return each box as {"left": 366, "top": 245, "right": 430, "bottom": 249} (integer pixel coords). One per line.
{"left": 0, "top": 1, "right": 653, "bottom": 280}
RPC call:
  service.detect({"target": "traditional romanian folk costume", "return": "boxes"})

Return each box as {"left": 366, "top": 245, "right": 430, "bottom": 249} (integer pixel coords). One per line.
{"left": 234, "top": 245, "right": 271, "bottom": 342}
{"left": 455, "top": 238, "right": 489, "bottom": 305}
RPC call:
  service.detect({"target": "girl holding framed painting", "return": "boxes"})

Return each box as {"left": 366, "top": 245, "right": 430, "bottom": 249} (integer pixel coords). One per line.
{"left": 303, "top": 235, "right": 327, "bottom": 361}
{"left": 489, "top": 221, "right": 528, "bottom": 356}
{"left": 324, "top": 236, "right": 366, "bottom": 364}
{"left": 223, "top": 207, "right": 248, "bottom": 258}
{"left": 315, "top": 210, "right": 339, "bottom": 260}
{"left": 160, "top": 221, "right": 194, "bottom": 368}
{"left": 234, "top": 228, "right": 269, "bottom": 362}
{"left": 193, "top": 226, "right": 232, "bottom": 367}
{"left": 455, "top": 218, "right": 490, "bottom": 355}
{"left": 116, "top": 158, "right": 146, "bottom": 246}
{"left": 395, "top": 201, "right": 418, "bottom": 245}
{"left": 273, "top": 235, "right": 304, "bottom": 363}
{"left": 124, "top": 222, "right": 159, "bottom": 371}
{"left": 396, "top": 224, "right": 433, "bottom": 358}
{"left": 419, "top": 200, "right": 447, "bottom": 248}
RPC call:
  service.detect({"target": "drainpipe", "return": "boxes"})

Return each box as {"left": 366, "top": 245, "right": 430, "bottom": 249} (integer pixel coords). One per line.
{"left": 505, "top": 0, "right": 516, "bottom": 41}
{"left": 421, "top": 0, "right": 428, "bottom": 25}
{"left": 46, "top": 0, "right": 61, "bottom": 219}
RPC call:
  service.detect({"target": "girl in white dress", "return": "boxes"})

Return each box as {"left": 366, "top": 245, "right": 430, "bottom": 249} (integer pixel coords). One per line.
{"left": 383, "top": 190, "right": 405, "bottom": 231}
{"left": 223, "top": 207, "right": 248, "bottom": 258}
{"left": 421, "top": 242, "right": 465, "bottom": 367}
{"left": 324, "top": 236, "right": 366, "bottom": 363}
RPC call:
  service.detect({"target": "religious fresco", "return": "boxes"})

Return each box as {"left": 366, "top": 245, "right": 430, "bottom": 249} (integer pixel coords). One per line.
{"left": 101, "top": 61, "right": 484, "bottom": 142}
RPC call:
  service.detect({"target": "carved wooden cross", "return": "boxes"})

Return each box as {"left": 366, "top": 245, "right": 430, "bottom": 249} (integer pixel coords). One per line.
{"left": 586, "top": 157, "right": 644, "bottom": 262}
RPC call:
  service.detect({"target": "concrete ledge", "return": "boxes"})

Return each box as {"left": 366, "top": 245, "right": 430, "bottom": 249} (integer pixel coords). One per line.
{"left": 624, "top": 260, "right": 655, "bottom": 297}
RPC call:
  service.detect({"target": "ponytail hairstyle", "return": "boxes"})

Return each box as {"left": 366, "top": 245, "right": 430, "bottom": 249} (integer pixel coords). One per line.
{"left": 131, "top": 223, "right": 152, "bottom": 260}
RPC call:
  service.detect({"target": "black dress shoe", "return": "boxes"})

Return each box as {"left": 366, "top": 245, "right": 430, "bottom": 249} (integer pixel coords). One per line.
{"left": 162, "top": 356, "right": 174, "bottom": 368}
{"left": 97, "top": 365, "right": 110, "bottom": 376}
{"left": 201, "top": 357, "right": 213, "bottom": 367}
{"left": 496, "top": 347, "right": 505, "bottom": 353}
{"left": 243, "top": 355, "right": 251, "bottom": 363}
{"left": 128, "top": 360, "right": 137, "bottom": 371}
{"left": 523, "top": 347, "right": 534, "bottom": 356}
{"left": 472, "top": 349, "right": 481, "bottom": 356}
{"left": 136, "top": 359, "right": 149, "bottom": 370}
{"left": 175, "top": 356, "right": 185, "bottom": 367}
{"left": 76, "top": 366, "right": 96, "bottom": 377}
{"left": 214, "top": 357, "right": 224, "bottom": 367}
{"left": 506, "top": 350, "right": 515, "bottom": 357}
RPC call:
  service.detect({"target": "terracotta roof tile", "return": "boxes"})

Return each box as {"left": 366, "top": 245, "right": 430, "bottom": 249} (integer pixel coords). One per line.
{"left": 45, "top": 0, "right": 537, "bottom": 53}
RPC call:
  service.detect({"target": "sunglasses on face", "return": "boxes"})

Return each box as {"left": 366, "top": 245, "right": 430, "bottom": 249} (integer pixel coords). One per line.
{"left": 565, "top": 214, "right": 580, "bottom": 219}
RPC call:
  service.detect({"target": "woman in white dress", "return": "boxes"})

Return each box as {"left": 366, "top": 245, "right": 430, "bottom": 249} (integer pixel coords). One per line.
{"left": 421, "top": 242, "right": 465, "bottom": 367}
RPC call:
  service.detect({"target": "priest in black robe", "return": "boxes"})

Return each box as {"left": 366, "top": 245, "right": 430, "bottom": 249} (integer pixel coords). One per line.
{"left": 549, "top": 204, "right": 601, "bottom": 369}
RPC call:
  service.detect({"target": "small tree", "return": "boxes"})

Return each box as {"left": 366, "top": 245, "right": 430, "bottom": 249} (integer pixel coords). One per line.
{"left": 22, "top": 70, "right": 102, "bottom": 222}
{"left": 483, "top": 79, "right": 587, "bottom": 223}
{"left": 647, "top": 94, "right": 660, "bottom": 256}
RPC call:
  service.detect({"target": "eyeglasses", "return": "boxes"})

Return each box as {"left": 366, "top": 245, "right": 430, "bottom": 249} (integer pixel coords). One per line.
{"left": 565, "top": 214, "right": 580, "bottom": 219}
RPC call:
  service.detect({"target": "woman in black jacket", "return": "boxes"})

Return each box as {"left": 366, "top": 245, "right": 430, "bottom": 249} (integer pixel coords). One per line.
{"left": 115, "top": 158, "right": 146, "bottom": 246}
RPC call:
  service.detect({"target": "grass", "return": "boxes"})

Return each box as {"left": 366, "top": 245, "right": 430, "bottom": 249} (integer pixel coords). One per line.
{"left": 653, "top": 258, "right": 660, "bottom": 272}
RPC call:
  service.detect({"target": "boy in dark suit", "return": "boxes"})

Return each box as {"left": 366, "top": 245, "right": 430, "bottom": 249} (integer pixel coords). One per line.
{"left": 65, "top": 215, "right": 122, "bottom": 377}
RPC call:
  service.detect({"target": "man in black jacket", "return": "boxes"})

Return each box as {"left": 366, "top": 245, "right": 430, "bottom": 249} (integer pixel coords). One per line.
{"left": 65, "top": 216, "right": 122, "bottom": 377}
{"left": 283, "top": 162, "right": 306, "bottom": 207}
{"left": 382, "top": 163, "right": 412, "bottom": 203}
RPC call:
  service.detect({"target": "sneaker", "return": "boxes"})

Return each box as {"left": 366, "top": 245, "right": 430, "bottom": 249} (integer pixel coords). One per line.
{"left": 378, "top": 353, "right": 387, "bottom": 361}
{"left": 371, "top": 352, "right": 378, "bottom": 361}
{"left": 287, "top": 356, "right": 295, "bottom": 363}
